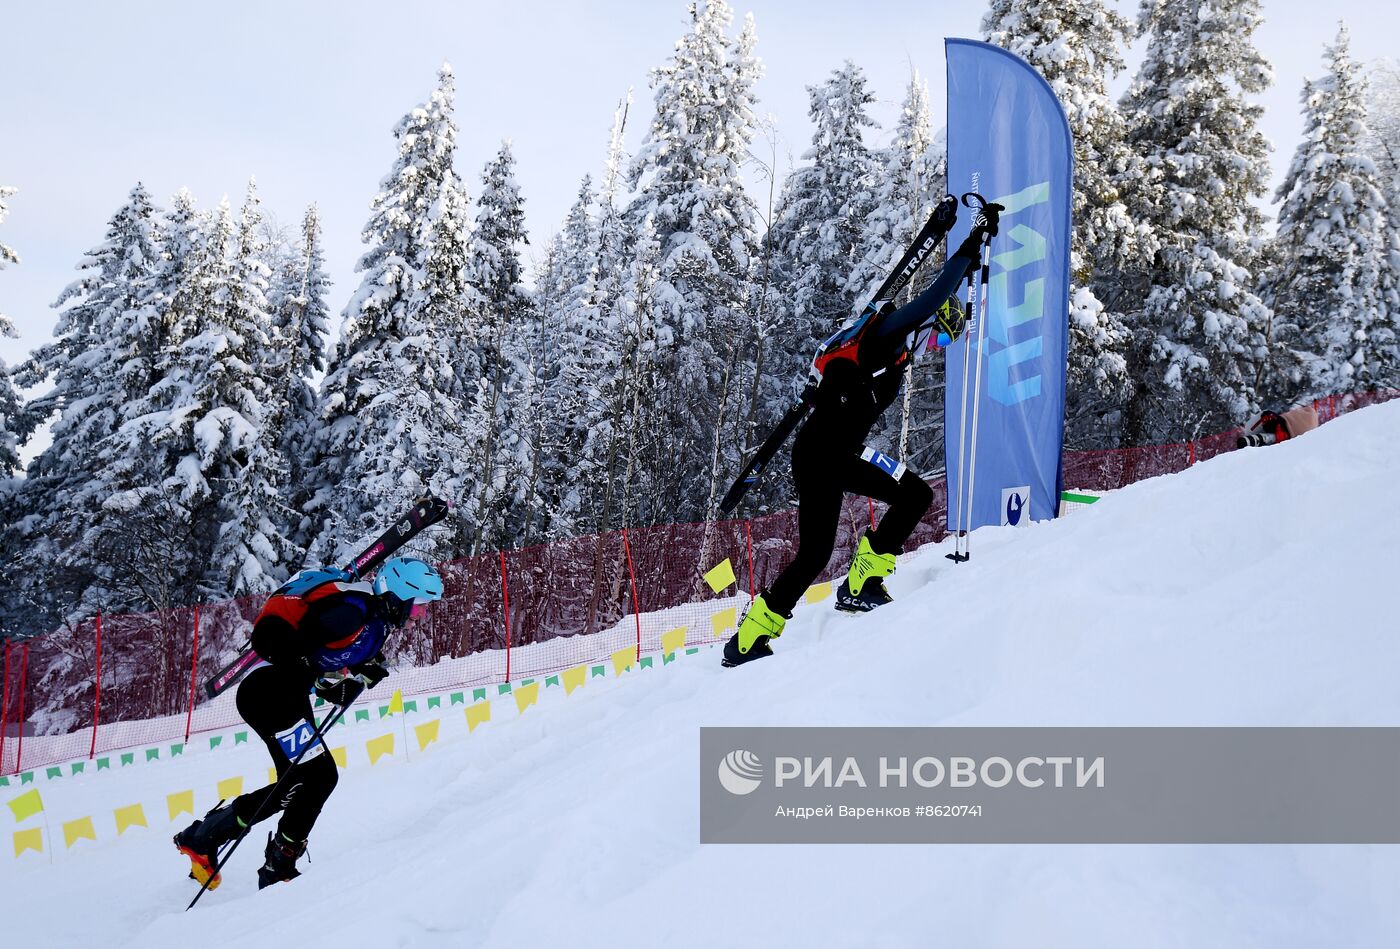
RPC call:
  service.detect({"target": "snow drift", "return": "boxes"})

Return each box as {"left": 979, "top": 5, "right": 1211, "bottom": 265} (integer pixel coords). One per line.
{"left": 4, "top": 401, "right": 1399, "bottom": 948}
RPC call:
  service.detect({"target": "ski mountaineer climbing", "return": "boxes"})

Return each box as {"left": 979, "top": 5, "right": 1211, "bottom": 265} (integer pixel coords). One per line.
{"left": 723, "top": 196, "right": 1002, "bottom": 667}
{"left": 175, "top": 557, "right": 444, "bottom": 890}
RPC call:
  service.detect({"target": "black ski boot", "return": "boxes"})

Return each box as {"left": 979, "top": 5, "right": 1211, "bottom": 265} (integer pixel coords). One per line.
{"left": 835, "top": 576, "right": 894, "bottom": 613}
{"left": 257, "top": 831, "right": 307, "bottom": 889}
{"left": 174, "top": 802, "right": 244, "bottom": 890}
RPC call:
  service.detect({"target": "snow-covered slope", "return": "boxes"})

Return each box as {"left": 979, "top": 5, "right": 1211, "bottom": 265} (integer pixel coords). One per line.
{"left": 6, "top": 402, "right": 1400, "bottom": 948}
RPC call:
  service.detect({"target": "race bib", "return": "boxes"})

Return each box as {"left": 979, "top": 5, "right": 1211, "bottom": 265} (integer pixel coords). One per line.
{"left": 275, "top": 720, "right": 324, "bottom": 762}
{"left": 860, "top": 447, "right": 908, "bottom": 481}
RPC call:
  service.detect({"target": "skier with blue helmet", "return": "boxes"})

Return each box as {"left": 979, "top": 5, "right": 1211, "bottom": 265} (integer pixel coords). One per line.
{"left": 175, "top": 556, "right": 444, "bottom": 890}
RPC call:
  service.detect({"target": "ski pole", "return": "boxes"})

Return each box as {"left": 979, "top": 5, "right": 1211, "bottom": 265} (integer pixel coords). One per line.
{"left": 186, "top": 702, "right": 349, "bottom": 910}
{"left": 961, "top": 234, "right": 995, "bottom": 560}
{"left": 948, "top": 192, "right": 995, "bottom": 563}
{"left": 948, "top": 259, "right": 977, "bottom": 562}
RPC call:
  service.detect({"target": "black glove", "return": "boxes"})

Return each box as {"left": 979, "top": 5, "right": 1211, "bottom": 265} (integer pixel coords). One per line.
{"left": 314, "top": 672, "right": 365, "bottom": 708}
{"left": 951, "top": 202, "right": 1006, "bottom": 276}
{"left": 349, "top": 655, "right": 390, "bottom": 689}
{"left": 977, "top": 202, "right": 1003, "bottom": 237}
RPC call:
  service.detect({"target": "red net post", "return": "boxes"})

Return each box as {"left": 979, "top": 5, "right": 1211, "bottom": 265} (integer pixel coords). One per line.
{"left": 90, "top": 614, "right": 103, "bottom": 759}
{"left": 0, "top": 640, "right": 9, "bottom": 774}
{"left": 499, "top": 550, "right": 512, "bottom": 683}
{"left": 15, "top": 642, "right": 27, "bottom": 775}
{"left": 622, "top": 528, "right": 643, "bottom": 661}
{"left": 1188, "top": 440, "right": 1196, "bottom": 466}
{"left": 744, "top": 520, "right": 755, "bottom": 598}
{"left": 185, "top": 605, "right": 201, "bottom": 743}
{"left": 868, "top": 497, "right": 876, "bottom": 530}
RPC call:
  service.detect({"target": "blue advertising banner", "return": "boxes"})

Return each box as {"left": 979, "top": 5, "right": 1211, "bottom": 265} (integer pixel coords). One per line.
{"left": 944, "top": 38, "right": 1072, "bottom": 532}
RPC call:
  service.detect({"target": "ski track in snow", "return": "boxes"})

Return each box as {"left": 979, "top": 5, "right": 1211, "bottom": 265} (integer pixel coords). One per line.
{"left": 5, "top": 402, "right": 1400, "bottom": 948}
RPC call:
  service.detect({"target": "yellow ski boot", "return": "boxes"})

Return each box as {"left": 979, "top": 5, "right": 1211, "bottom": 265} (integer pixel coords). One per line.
{"left": 722, "top": 594, "right": 789, "bottom": 667}
{"left": 836, "top": 533, "right": 896, "bottom": 613}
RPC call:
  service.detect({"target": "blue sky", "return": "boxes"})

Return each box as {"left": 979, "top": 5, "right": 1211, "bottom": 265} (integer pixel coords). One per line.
{"left": 2, "top": 0, "right": 1397, "bottom": 371}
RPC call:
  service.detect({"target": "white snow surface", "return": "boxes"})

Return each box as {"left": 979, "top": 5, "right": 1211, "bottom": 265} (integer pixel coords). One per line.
{"left": 6, "top": 401, "right": 1400, "bottom": 948}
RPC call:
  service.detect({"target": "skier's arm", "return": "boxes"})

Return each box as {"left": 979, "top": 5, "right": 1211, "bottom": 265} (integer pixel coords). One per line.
{"left": 869, "top": 247, "right": 976, "bottom": 344}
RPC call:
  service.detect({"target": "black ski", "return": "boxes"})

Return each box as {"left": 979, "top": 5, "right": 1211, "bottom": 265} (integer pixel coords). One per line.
{"left": 718, "top": 196, "right": 959, "bottom": 517}
{"left": 718, "top": 399, "right": 811, "bottom": 516}
{"left": 203, "top": 495, "right": 452, "bottom": 699}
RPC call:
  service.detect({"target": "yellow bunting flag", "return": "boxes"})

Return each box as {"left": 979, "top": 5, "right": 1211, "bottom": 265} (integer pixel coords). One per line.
{"left": 7, "top": 788, "right": 43, "bottom": 822}
{"left": 805, "top": 582, "right": 833, "bottom": 604}
{"left": 387, "top": 689, "right": 405, "bottom": 715}
{"left": 366, "top": 733, "right": 395, "bottom": 766}
{"left": 710, "top": 607, "right": 737, "bottom": 635}
{"left": 703, "top": 558, "right": 737, "bottom": 593}
{"left": 216, "top": 777, "right": 244, "bottom": 801}
{"left": 167, "top": 790, "right": 195, "bottom": 821}
{"left": 514, "top": 682, "right": 540, "bottom": 714}
{"left": 611, "top": 646, "right": 636, "bottom": 676}
{"left": 414, "top": 719, "right": 441, "bottom": 752}
{"left": 63, "top": 816, "right": 96, "bottom": 849}
{"left": 13, "top": 827, "right": 43, "bottom": 856}
{"left": 661, "top": 627, "right": 688, "bottom": 656}
{"left": 114, "top": 803, "right": 147, "bottom": 835}
{"left": 330, "top": 747, "right": 348, "bottom": 769}
{"left": 465, "top": 701, "right": 491, "bottom": 733}
{"left": 269, "top": 768, "right": 279, "bottom": 784}
{"left": 561, "top": 665, "right": 587, "bottom": 696}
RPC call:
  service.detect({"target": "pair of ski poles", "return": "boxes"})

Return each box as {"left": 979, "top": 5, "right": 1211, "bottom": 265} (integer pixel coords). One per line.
{"left": 186, "top": 702, "right": 348, "bottom": 910}
{"left": 946, "top": 192, "right": 996, "bottom": 564}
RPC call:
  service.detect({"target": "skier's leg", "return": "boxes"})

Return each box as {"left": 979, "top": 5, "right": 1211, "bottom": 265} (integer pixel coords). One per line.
{"left": 233, "top": 666, "right": 340, "bottom": 842}
{"left": 834, "top": 450, "right": 932, "bottom": 610}
{"left": 840, "top": 449, "right": 934, "bottom": 555}
{"left": 723, "top": 422, "right": 847, "bottom": 666}
{"left": 227, "top": 664, "right": 339, "bottom": 887}
{"left": 762, "top": 467, "right": 844, "bottom": 617}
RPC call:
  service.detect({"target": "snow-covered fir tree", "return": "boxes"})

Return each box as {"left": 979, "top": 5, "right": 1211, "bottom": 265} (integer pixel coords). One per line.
{"left": 545, "top": 96, "right": 652, "bottom": 537}
{"left": 516, "top": 238, "right": 570, "bottom": 543}
{"left": 771, "top": 61, "right": 880, "bottom": 356}
{"left": 626, "top": 0, "right": 763, "bottom": 524}
{"left": 844, "top": 73, "right": 948, "bottom": 469}
{"left": 983, "top": 0, "right": 1148, "bottom": 446}
{"left": 1117, "top": 0, "right": 1275, "bottom": 444}
{"left": 540, "top": 176, "right": 602, "bottom": 536}
{"left": 310, "top": 64, "right": 472, "bottom": 564}
{"left": 113, "top": 183, "right": 294, "bottom": 601}
{"left": 1262, "top": 26, "right": 1398, "bottom": 397}
{"left": 462, "top": 140, "right": 533, "bottom": 552}
{"left": 0, "top": 185, "right": 23, "bottom": 480}
{"left": 1366, "top": 60, "right": 1400, "bottom": 208}
{"left": 15, "top": 184, "right": 167, "bottom": 621}
{"left": 1364, "top": 58, "right": 1400, "bottom": 387}
{"left": 580, "top": 97, "right": 648, "bottom": 532}
{"left": 201, "top": 181, "right": 301, "bottom": 595}
{"left": 265, "top": 204, "right": 332, "bottom": 544}
{"left": 0, "top": 185, "right": 25, "bottom": 627}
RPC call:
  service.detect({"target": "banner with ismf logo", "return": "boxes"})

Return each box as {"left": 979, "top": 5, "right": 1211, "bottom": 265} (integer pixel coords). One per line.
{"left": 943, "top": 38, "right": 1072, "bottom": 532}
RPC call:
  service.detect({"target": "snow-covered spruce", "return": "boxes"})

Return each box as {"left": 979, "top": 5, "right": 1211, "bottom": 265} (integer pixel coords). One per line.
{"left": 1116, "top": 0, "right": 1275, "bottom": 445}
{"left": 309, "top": 64, "right": 476, "bottom": 565}
{"left": 625, "top": 0, "right": 764, "bottom": 527}
{"left": 1262, "top": 25, "right": 1399, "bottom": 396}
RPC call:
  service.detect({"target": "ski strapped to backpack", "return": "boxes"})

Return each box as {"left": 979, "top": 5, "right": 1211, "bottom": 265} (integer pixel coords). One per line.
{"left": 718, "top": 196, "right": 960, "bottom": 516}
{"left": 202, "top": 495, "right": 452, "bottom": 699}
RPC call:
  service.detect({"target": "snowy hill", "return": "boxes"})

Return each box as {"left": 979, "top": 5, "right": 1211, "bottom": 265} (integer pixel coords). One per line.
{"left": 5, "top": 401, "right": 1400, "bottom": 948}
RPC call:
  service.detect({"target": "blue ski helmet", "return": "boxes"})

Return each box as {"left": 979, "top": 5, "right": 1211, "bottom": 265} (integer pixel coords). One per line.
{"left": 372, "top": 557, "right": 444, "bottom": 605}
